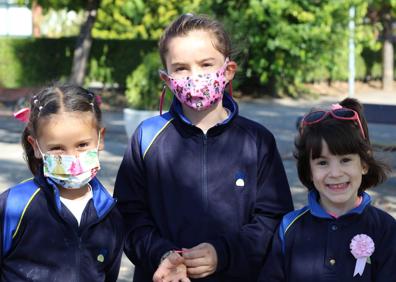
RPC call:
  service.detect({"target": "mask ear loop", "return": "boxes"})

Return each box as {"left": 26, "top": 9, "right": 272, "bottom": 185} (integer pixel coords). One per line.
{"left": 96, "top": 131, "right": 101, "bottom": 150}
{"left": 35, "top": 139, "right": 45, "bottom": 158}
{"left": 159, "top": 85, "right": 166, "bottom": 115}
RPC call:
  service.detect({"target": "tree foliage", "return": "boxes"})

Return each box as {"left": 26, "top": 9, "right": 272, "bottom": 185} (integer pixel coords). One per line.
{"left": 34, "top": 0, "right": 87, "bottom": 11}
{"left": 18, "top": 0, "right": 392, "bottom": 97}
{"left": 94, "top": 0, "right": 204, "bottom": 39}
{"left": 205, "top": 0, "right": 374, "bottom": 96}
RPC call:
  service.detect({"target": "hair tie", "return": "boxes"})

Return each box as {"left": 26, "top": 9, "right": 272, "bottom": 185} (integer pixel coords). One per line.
{"left": 13, "top": 107, "right": 30, "bottom": 123}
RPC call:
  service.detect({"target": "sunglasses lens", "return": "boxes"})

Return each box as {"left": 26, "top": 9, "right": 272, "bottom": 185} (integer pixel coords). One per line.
{"left": 304, "top": 111, "right": 326, "bottom": 123}
{"left": 333, "top": 109, "right": 355, "bottom": 118}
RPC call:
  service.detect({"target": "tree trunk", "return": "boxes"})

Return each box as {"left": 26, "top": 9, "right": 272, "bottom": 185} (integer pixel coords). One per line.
{"left": 69, "top": 0, "right": 100, "bottom": 86}
{"left": 382, "top": 22, "right": 394, "bottom": 92}
{"left": 32, "top": 1, "right": 43, "bottom": 38}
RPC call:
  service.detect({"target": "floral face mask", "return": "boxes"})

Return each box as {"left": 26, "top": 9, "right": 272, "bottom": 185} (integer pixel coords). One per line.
{"left": 36, "top": 135, "right": 101, "bottom": 189}
{"left": 161, "top": 58, "right": 229, "bottom": 111}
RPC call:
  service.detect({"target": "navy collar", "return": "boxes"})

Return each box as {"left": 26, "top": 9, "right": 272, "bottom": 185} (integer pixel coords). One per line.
{"left": 44, "top": 177, "right": 114, "bottom": 219}
{"left": 170, "top": 93, "right": 238, "bottom": 126}
{"left": 308, "top": 190, "right": 371, "bottom": 219}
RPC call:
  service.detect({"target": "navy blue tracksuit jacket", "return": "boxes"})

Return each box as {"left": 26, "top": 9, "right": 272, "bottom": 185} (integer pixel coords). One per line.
{"left": 259, "top": 191, "right": 396, "bottom": 282}
{"left": 114, "top": 95, "right": 294, "bottom": 281}
{"left": 0, "top": 175, "right": 124, "bottom": 282}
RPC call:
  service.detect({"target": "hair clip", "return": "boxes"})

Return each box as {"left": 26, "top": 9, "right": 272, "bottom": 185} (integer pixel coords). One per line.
{"left": 13, "top": 107, "right": 30, "bottom": 123}
{"left": 331, "top": 103, "right": 343, "bottom": 110}
{"left": 95, "top": 95, "right": 102, "bottom": 107}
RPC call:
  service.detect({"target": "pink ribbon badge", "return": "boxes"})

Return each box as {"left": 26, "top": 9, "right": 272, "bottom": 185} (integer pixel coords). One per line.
{"left": 350, "top": 234, "right": 375, "bottom": 277}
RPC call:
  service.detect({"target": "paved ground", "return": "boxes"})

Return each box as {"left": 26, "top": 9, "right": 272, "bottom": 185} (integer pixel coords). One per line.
{"left": 0, "top": 92, "right": 395, "bottom": 281}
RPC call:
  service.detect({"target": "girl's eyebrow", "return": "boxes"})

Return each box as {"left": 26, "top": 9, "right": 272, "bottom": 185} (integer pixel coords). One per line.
{"left": 170, "top": 62, "right": 188, "bottom": 70}
{"left": 171, "top": 57, "right": 216, "bottom": 67}
{"left": 46, "top": 138, "right": 92, "bottom": 147}
{"left": 199, "top": 57, "right": 216, "bottom": 63}
{"left": 45, "top": 142, "right": 63, "bottom": 147}
{"left": 75, "top": 138, "right": 94, "bottom": 145}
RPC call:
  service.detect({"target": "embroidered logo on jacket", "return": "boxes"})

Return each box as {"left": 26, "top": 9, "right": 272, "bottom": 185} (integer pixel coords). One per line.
{"left": 97, "top": 248, "right": 108, "bottom": 263}
{"left": 234, "top": 171, "right": 246, "bottom": 188}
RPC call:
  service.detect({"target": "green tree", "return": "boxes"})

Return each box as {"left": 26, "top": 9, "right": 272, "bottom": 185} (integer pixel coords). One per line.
{"left": 94, "top": 0, "right": 204, "bottom": 39}
{"left": 207, "top": 0, "right": 371, "bottom": 97}
{"left": 367, "top": 0, "right": 396, "bottom": 91}
{"left": 33, "top": 0, "right": 101, "bottom": 85}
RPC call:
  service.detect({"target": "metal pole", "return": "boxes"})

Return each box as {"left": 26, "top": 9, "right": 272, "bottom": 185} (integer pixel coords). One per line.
{"left": 348, "top": 6, "right": 355, "bottom": 98}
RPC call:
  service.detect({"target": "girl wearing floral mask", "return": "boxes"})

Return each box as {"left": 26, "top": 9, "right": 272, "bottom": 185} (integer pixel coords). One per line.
{"left": 0, "top": 84, "right": 123, "bottom": 281}
{"left": 258, "top": 98, "right": 396, "bottom": 282}
{"left": 114, "top": 14, "right": 293, "bottom": 282}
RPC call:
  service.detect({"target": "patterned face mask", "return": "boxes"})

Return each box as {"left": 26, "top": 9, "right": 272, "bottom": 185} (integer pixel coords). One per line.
{"left": 162, "top": 58, "right": 229, "bottom": 111}
{"left": 36, "top": 135, "right": 101, "bottom": 189}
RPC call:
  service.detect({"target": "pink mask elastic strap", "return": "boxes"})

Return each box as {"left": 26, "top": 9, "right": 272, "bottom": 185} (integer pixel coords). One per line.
{"left": 159, "top": 85, "right": 166, "bottom": 115}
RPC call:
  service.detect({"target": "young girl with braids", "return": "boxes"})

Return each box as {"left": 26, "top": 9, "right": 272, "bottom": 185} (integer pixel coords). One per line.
{"left": 0, "top": 84, "right": 123, "bottom": 281}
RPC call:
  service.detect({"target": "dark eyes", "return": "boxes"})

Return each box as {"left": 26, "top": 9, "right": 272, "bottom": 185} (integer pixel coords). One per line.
{"left": 78, "top": 142, "right": 89, "bottom": 148}
{"left": 48, "top": 146, "right": 63, "bottom": 153}
{"left": 47, "top": 143, "right": 89, "bottom": 153}
{"left": 174, "top": 63, "right": 213, "bottom": 72}
{"left": 314, "top": 158, "right": 352, "bottom": 166}
{"left": 175, "top": 67, "right": 186, "bottom": 72}
{"left": 341, "top": 157, "right": 351, "bottom": 163}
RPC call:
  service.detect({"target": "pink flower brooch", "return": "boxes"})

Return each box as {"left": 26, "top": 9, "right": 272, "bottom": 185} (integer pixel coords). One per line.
{"left": 350, "top": 234, "right": 375, "bottom": 277}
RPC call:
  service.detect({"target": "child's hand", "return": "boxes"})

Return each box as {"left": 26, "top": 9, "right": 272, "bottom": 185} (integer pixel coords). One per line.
{"left": 153, "top": 252, "right": 190, "bottom": 282}
{"left": 182, "top": 242, "right": 218, "bottom": 279}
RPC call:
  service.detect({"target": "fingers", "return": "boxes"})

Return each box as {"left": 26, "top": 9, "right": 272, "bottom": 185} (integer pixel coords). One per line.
{"left": 153, "top": 266, "right": 188, "bottom": 282}
{"left": 167, "top": 252, "right": 184, "bottom": 266}
{"left": 182, "top": 243, "right": 218, "bottom": 279}
{"left": 182, "top": 243, "right": 212, "bottom": 259}
{"left": 153, "top": 243, "right": 218, "bottom": 281}
{"left": 186, "top": 265, "right": 214, "bottom": 279}
{"left": 184, "top": 257, "right": 208, "bottom": 267}
{"left": 153, "top": 252, "right": 189, "bottom": 282}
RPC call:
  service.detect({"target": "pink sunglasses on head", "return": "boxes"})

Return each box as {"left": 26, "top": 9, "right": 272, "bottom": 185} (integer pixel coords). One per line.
{"left": 300, "top": 107, "right": 366, "bottom": 139}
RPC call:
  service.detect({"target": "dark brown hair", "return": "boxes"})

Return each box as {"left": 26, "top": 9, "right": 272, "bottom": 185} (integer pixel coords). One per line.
{"left": 158, "top": 14, "right": 232, "bottom": 69}
{"left": 294, "top": 98, "right": 389, "bottom": 193}
{"left": 22, "top": 83, "right": 102, "bottom": 175}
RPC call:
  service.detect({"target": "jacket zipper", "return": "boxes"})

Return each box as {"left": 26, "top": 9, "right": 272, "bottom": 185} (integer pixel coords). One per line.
{"left": 77, "top": 200, "right": 117, "bottom": 281}
{"left": 202, "top": 134, "right": 208, "bottom": 211}
{"left": 76, "top": 236, "right": 82, "bottom": 282}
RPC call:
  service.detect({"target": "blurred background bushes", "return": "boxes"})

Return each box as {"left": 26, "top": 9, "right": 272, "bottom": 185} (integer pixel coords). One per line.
{"left": 0, "top": 38, "right": 156, "bottom": 88}
{"left": 0, "top": 0, "right": 394, "bottom": 109}
{"left": 0, "top": 37, "right": 384, "bottom": 91}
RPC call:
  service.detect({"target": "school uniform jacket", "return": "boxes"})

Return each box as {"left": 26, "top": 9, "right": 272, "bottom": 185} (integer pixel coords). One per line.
{"left": 0, "top": 174, "right": 124, "bottom": 282}
{"left": 258, "top": 191, "right": 396, "bottom": 282}
{"left": 114, "top": 95, "right": 294, "bottom": 282}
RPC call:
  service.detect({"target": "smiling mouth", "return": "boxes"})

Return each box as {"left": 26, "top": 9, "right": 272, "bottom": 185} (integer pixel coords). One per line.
{"left": 327, "top": 182, "right": 349, "bottom": 190}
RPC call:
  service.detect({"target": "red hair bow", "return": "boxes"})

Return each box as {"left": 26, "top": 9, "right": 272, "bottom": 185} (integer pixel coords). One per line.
{"left": 13, "top": 107, "right": 30, "bottom": 123}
